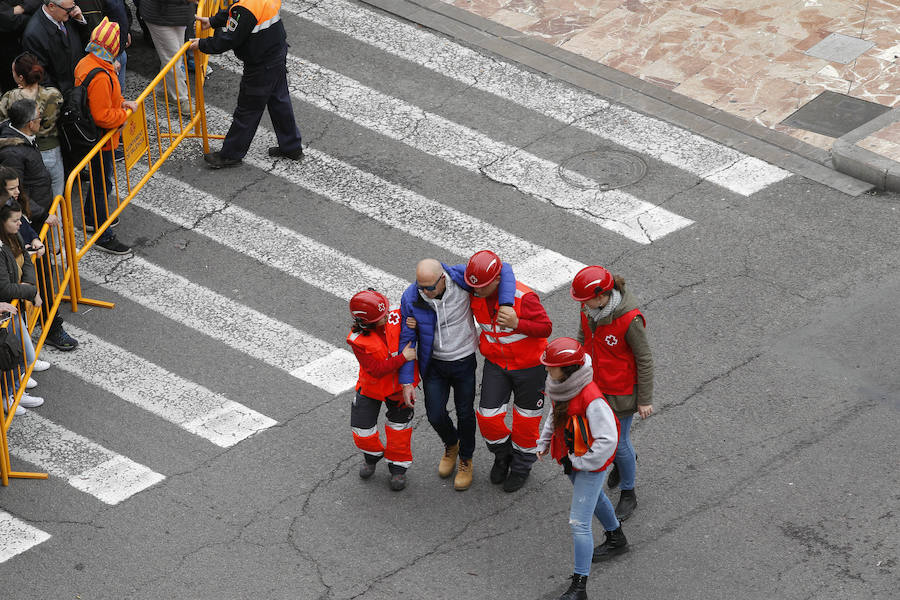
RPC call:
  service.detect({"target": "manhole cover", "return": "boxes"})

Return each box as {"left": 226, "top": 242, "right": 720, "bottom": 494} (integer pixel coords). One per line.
{"left": 558, "top": 150, "right": 647, "bottom": 190}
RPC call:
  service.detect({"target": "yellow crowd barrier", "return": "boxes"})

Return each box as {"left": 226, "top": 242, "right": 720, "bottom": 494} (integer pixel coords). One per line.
{"left": 2, "top": 0, "right": 225, "bottom": 487}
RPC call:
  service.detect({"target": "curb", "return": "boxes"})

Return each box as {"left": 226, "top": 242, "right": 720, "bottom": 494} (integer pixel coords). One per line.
{"left": 833, "top": 106, "right": 900, "bottom": 193}
{"left": 358, "top": 0, "right": 874, "bottom": 197}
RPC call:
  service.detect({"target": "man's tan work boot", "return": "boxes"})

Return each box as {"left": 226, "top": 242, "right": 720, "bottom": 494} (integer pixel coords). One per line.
{"left": 454, "top": 458, "right": 473, "bottom": 491}
{"left": 438, "top": 442, "right": 459, "bottom": 478}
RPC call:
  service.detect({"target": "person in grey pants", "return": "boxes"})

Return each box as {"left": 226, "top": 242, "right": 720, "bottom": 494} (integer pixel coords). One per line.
{"left": 139, "top": 0, "right": 194, "bottom": 112}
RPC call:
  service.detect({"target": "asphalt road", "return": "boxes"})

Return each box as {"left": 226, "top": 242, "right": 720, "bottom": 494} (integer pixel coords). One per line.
{"left": 1, "top": 1, "right": 898, "bottom": 598}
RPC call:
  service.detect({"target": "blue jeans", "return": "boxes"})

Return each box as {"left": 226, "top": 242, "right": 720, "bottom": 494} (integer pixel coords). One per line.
{"left": 422, "top": 353, "right": 477, "bottom": 459}
{"left": 615, "top": 415, "right": 636, "bottom": 491}
{"left": 567, "top": 469, "right": 620, "bottom": 576}
{"left": 2, "top": 313, "right": 35, "bottom": 395}
{"left": 116, "top": 51, "right": 127, "bottom": 90}
{"left": 85, "top": 149, "right": 115, "bottom": 243}
{"left": 40, "top": 146, "right": 65, "bottom": 199}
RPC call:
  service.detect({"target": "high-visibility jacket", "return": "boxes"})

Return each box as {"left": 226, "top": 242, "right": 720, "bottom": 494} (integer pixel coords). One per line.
{"left": 201, "top": 0, "right": 287, "bottom": 66}
{"left": 231, "top": 0, "right": 281, "bottom": 34}
{"left": 471, "top": 282, "right": 547, "bottom": 370}
{"left": 581, "top": 308, "right": 645, "bottom": 396}
{"left": 347, "top": 308, "right": 418, "bottom": 400}
{"left": 550, "top": 381, "right": 619, "bottom": 472}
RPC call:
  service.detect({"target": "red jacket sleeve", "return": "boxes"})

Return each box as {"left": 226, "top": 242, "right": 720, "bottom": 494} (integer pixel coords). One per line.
{"left": 351, "top": 345, "right": 407, "bottom": 378}
{"left": 515, "top": 292, "right": 552, "bottom": 338}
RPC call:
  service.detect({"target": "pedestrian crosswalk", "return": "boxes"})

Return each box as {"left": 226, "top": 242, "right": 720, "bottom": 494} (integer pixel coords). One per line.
{"left": 1, "top": 0, "right": 798, "bottom": 563}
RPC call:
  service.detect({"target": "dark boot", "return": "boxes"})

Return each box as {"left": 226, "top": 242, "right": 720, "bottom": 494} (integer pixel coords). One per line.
{"left": 606, "top": 461, "right": 620, "bottom": 489}
{"left": 615, "top": 489, "right": 637, "bottom": 521}
{"left": 502, "top": 470, "right": 529, "bottom": 493}
{"left": 489, "top": 452, "right": 512, "bottom": 484}
{"left": 558, "top": 573, "right": 588, "bottom": 600}
{"left": 592, "top": 527, "right": 628, "bottom": 562}
{"left": 359, "top": 458, "right": 379, "bottom": 479}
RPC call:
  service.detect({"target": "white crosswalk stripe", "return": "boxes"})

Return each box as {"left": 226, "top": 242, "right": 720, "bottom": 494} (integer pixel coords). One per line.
{"left": 0, "top": 511, "right": 51, "bottom": 562}
{"left": 50, "top": 326, "right": 277, "bottom": 448}
{"left": 78, "top": 251, "right": 359, "bottom": 395}
{"left": 5, "top": 412, "right": 165, "bottom": 504}
{"left": 208, "top": 52, "right": 694, "bottom": 244}
{"left": 282, "top": 0, "right": 791, "bottom": 196}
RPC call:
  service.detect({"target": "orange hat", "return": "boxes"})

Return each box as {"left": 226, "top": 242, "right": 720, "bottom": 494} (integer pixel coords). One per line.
{"left": 89, "top": 17, "right": 120, "bottom": 57}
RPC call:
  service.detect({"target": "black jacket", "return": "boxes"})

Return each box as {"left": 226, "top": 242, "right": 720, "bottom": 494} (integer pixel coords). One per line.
{"left": 0, "top": 233, "right": 37, "bottom": 303}
{"left": 199, "top": 4, "right": 287, "bottom": 67}
{"left": 0, "top": 0, "right": 42, "bottom": 92}
{"left": 0, "top": 120, "right": 52, "bottom": 224}
{"left": 22, "top": 7, "right": 87, "bottom": 92}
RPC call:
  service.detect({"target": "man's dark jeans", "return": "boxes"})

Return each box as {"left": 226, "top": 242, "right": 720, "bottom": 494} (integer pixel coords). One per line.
{"left": 422, "top": 353, "right": 477, "bottom": 460}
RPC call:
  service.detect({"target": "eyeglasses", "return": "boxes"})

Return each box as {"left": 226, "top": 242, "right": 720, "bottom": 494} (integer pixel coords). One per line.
{"left": 53, "top": 3, "right": 77, "bottom": 13}
{"left": 416, "top": 273, "right": 444, "bottom": 292}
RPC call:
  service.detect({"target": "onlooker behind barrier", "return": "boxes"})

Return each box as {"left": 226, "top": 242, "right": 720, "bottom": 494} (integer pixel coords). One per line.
{"left": 140, "top": 0, "right": 194, "bottom": 114}
{"left": 0, "top": 53, "right": 65, "bottom": 198}
{"left": 73, "top": 16, "right": 134, "bottom": 255}
{"left": 22, "top": 0, "right": 88, "bottom": 93}
{"left": 0, "top": 0, "right": 41, "bottom": 93}
{"left": 0, "top": 149, "right": 77, "bottom": 352}
{"left": 0, "top": 191, "right": 48, "bottom": 414}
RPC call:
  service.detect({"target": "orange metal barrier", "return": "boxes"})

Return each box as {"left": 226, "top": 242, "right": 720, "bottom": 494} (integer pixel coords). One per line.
{"left": 1, "top": 195, "right": 71, "bottom": 485}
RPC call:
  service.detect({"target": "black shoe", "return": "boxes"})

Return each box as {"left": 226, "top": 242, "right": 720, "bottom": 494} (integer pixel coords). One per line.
{"left": 359, "top": 461, "right": 377, "bottom": 479}
{"left": 503, "top": 471, "right": 528, "bottom": 493}
{"left": 606, "top": 462, "right": 620, "bottom": 489}
{"left": 84, "top": 217, "right": 119, "bottom": 233}
{"left": 44, "top": 328, "right": 78, "bottom": 351}
{"left": 490, "top": 453, "right": 512, "bottom": 484}
{"left": 389, "top": 472, "right": 407, "bottom": 491}
{"left": 558, "top": 574, "right": 587, "bottom": 600}
{"left": 203, "top": 151, "right": 242, "bottom": 169}
{"left": 615, "top": 489, "right": 637, "bottom": 521}
{"left": 114, "top": 149, "right": 125, "bottom": 162}
{"left": 94, "top": 236, "right": 132, "bottom": 255}
{"left": 592, "top": 526, "right": 628, "bottom": 562}
{"left": 268, "top": 146, "right": 304, "bottom": 160}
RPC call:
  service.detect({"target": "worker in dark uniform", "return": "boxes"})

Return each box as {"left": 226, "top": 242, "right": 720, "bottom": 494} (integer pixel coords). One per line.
{"left": 189, "top": 0, "right": 303, "bottom": 169}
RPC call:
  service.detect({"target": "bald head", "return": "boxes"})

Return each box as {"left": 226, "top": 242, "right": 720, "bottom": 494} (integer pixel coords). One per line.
{"left": 415, "top": 259, "right": 446, "bottom": 298}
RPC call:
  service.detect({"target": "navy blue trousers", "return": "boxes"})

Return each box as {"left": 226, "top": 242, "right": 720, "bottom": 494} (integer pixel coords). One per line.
{"left": 220, "top": 59, "right": 302, "bottom": 160}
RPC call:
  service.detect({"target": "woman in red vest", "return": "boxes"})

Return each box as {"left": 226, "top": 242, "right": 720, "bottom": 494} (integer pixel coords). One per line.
{"left": 346, "top": 289, "right": 418, "bottom": 491}
{"left": 570, "top": 266, "right": 654, "bottom": 522}
{"left": 537, "top": 338, "right": 628, "bottom": 600}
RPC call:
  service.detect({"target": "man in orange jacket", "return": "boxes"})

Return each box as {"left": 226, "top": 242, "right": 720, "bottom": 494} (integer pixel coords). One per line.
{"left": 73, "top": 16, "right": 134, "bottom": 255}
{"left": 466, "top": 250, "right": 552, "bottom": 493}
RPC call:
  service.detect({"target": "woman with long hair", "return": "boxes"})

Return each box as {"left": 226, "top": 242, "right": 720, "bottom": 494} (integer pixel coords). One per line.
{"left": 0, "top": 53, "right": 65, "bottom": 198}
{"left": 570, "top": 266, "right": 654, "bottom": 521}
{"left": 536, "top": 338, "right": 628, "bottom": 600}
{"left": 346, "top": 289, "right": 418, "bottom": 491}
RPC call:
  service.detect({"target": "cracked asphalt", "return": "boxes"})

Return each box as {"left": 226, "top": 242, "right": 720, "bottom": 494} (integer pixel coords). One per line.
{"left": 2, "top": 2, "right": 899, "bottom": 598}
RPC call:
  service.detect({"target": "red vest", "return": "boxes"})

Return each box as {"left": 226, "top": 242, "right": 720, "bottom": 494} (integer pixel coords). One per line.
{"left": 582, "top": 307, "right": 645, "bottom": 396}
{"left": 550, "top": 381, "right": 619, "bottom": 471}
{"left": 347, "top": 308, "right": 417, "bottom": 400}
{"left": 471, "top": 282, "right": 547, "bottom": 370}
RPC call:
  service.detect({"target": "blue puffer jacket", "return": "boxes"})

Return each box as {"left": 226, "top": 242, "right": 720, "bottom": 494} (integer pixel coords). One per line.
{"left": 398, "top": 261, "right": 515, "bottom": 383}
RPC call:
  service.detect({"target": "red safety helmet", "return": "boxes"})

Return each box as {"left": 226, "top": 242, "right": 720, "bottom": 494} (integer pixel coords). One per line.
{"left": 540, "top": 337, "right": 586, "bottom": 367}
{"left": 570, "top": 265, "right": 614, "bottom": 302}
{"left": 349, "top": 289, "right": 389, "bottom": 324}
{"left": 465, "top": 250, "right": 502, "bottom": 288}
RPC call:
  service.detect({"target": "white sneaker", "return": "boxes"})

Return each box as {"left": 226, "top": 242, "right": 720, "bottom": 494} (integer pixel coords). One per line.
{"left": 19, "top": 393, "right": 44, "bottom": 408}
{"left": 26, "top": 377, "right": 37, "bottom": 389}
{"left": 33, "top": 359, "right": 51, "bottom": 372}
{"left": 3, "top": 400, "right": 25, "bottom": 416}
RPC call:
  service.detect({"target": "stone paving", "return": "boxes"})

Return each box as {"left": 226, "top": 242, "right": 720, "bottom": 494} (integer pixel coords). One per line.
{"left": 443, "top": 0, "right": 900, "bottom": 161}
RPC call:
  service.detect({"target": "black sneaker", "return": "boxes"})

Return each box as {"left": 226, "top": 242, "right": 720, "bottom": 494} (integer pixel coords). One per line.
{"left": 268, "top": 146, "right": 304, "bottom": 161}
{"left": 44, "top": 328, "right": 78, "bottom": 351}
{"left": 502, "top": 471, "right": 529, "bottom": 493}
{"left": 359, "top": 461, "right": 377, "bottom": 479}
{"left": 84, "top": 217, "right": 120, "bottom": 233}
{"left": 95, "top": 236, "right": 132, "bottom": 255}
{"left": 606, "top": 462, "right": 620, "bottom": 489}
{"left": 389, "top": 472, "right": 407, "bottom": 491}
{"left": 114, "top": 149, "right": 125, "bottom": 162}
{"left": 203, "top": 151, "right": 242, "bottom": 169}
{"left": 615, "top": 489, "right": 637, "bottom": 521}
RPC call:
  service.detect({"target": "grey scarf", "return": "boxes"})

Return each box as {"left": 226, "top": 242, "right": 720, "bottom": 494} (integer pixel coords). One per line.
{"left": 585, "top": 288, "right": 621, "bottom": 321}
{"left": 544, "top": 359, "right": 595, "bottom": 405}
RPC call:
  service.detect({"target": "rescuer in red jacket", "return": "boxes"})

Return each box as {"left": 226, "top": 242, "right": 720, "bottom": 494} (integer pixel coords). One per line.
{"left": 466, "top": 250, "right": 552, "bottom": 493}
{"left": 346, "top": 289, "right": 418, "bottom": 491}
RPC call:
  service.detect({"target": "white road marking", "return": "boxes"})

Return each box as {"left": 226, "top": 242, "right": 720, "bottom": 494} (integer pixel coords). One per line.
{"left": 5, "top": 412, "right": 164, "bottom": 504}
{"left": 51, "top": 326, "right": 277, "bottom": 448}
{"left": 78, "top": 251, "right": 359, "bottom": 395}
{"left": 208, "top": 52, "right": 694, "bottom": 244}
{"left": 0, "top": 511, "right": 51, "bottom": 563}
{"left": 283, "top": 0, "right": 791, "bottom": 196}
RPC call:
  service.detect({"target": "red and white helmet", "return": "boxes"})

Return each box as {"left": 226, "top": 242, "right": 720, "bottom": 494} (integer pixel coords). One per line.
{"left": 465, "top": 250, "right": 502, "bottom": 288}
{"left": 349, "top": 289, "right": 389, "bottom": 324}
{"left": 570, "top": 265, "right": 614, "bottom": 302}
{"left": 540, "top": 337, "right": 586, "bottom": 367}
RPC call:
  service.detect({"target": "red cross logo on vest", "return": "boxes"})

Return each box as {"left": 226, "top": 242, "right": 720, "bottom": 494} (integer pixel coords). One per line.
{"left": 387, "top": 312, "right": 400, "bottom": 325}
{"left": 605, "top": 334, "right": 618, "bottom": 346}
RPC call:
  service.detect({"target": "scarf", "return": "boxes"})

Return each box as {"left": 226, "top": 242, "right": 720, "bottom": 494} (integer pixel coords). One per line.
{"left": 86, "top": 42, "right": 115, "bottom": 64}
{"left": 544, "top": 357, "right": 594, "bottom": 406}
{"left": 585, "top": 288, "right": 621, "bottom": 321}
